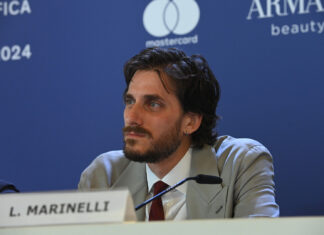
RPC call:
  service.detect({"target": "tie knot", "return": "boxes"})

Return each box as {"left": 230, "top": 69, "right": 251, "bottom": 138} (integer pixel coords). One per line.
{"left": 153, "top": 181, "right": 169, "bottom": 195}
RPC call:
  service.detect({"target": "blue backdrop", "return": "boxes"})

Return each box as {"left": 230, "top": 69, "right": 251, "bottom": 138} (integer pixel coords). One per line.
{"left": 1, "top": 0, "right": 323, "bottom": 216}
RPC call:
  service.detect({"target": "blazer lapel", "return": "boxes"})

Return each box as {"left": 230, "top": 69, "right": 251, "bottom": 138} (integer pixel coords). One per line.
{"left": 187, "top": 145, "right": 225, "bottom": 219}
{"left": 111, "top": 161, "right": 147, "bottom": 221}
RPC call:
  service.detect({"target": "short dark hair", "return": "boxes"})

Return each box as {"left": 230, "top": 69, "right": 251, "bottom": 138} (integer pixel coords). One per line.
{"left": 123, "top": 47, "right": 220, "bottom": 149}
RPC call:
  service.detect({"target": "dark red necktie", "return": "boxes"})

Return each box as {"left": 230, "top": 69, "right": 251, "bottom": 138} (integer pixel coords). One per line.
{"left": 149, "top": 181, "right": 169, "bottom": 221}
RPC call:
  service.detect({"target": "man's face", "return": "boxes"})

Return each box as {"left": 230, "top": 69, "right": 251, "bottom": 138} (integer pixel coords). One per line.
{"left": 123, "top": 70, "right": 186, "bottom": 163}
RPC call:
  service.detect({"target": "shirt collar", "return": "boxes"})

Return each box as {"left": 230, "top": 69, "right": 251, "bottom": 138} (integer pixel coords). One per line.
{"left": 146, "top": 148, "right": 192, "bottom": 195}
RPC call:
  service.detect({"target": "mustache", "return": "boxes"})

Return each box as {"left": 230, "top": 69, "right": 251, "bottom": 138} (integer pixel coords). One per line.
{"left": 123, "top": 126, "right": 152, "bottom": 137}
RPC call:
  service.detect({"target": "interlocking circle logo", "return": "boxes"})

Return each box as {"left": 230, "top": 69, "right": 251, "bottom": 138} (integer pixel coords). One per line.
{"left": 143, "top": 0, "right": 200, "bottom": 37}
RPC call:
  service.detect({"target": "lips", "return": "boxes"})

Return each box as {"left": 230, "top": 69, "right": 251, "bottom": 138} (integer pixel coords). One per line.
{"left": 123, "top": 126, "right": 152, "bottom": 138}
{"left": 125, "top": 131, "right": 146, "bottom": 138}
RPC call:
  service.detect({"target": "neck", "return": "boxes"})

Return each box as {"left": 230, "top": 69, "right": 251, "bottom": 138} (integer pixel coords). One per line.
{"left": 148, "top": 137, "right": 191, "bottom": 179}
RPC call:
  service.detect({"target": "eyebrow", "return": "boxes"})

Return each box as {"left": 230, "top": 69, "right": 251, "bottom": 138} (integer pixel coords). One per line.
{"left": 123, "top": 93, "right": 164, "bottom": 103}
{"left": 143, "top": 94, "right": 164, "bottom": 102}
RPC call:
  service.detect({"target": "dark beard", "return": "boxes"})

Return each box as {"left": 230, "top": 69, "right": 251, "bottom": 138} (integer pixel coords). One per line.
{"left": 122, "top": 121, "right": 182, "bottom": 163}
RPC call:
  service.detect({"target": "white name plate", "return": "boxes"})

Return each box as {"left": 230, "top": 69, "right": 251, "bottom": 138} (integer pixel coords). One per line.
{"left": 0, "top": 189, "right": 136, "bottom": 227}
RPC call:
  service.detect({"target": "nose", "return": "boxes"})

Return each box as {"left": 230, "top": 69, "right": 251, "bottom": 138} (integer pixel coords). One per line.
{"left": 124, "top": 103, "right": 143, "bottom": 126}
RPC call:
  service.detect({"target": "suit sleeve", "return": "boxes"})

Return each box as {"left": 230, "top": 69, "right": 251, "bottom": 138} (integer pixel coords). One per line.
{"left": 233, "top": 145, "right": 279, "bottom": 217}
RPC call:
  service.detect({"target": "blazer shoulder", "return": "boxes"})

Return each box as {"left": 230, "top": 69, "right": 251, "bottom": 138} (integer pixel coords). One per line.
{"left": 215, "top": 135, "right": 271, "bottom": 158}
{"left": 78, "top": 150, "right": 131, "bottom": 190}
{"left": 214, "top": 135, "right": 273, "bottom": 173}
{"left": 215, "top": 135, "right": 270, "bottom": 153}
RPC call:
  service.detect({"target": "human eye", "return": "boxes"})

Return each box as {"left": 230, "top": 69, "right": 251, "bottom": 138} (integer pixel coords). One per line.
{"left": 144, "top": 96, "right": 164, "bottom": 111}
{"left": 124, "top": 96, "right": 134, "bottom": 106}
{"left": 146, "top": 99, "right": 164, "bottom": 111}
{"left": 149, "top": 101, "right": 161, "bottom": 108}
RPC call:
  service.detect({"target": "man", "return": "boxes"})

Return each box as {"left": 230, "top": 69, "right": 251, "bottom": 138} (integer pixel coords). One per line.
{"left": 78, "top": 47, "right": 279, "bottom": 221}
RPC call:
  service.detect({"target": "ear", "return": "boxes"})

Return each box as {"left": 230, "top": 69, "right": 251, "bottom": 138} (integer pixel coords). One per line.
{"left": 182, "top": 112, "right": 203, "bottom": 135}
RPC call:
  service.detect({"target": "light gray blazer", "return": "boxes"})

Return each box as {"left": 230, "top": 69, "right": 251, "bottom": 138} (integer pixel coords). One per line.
{"left": 78, "top": 136, "right": 279, "bottom": 220}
